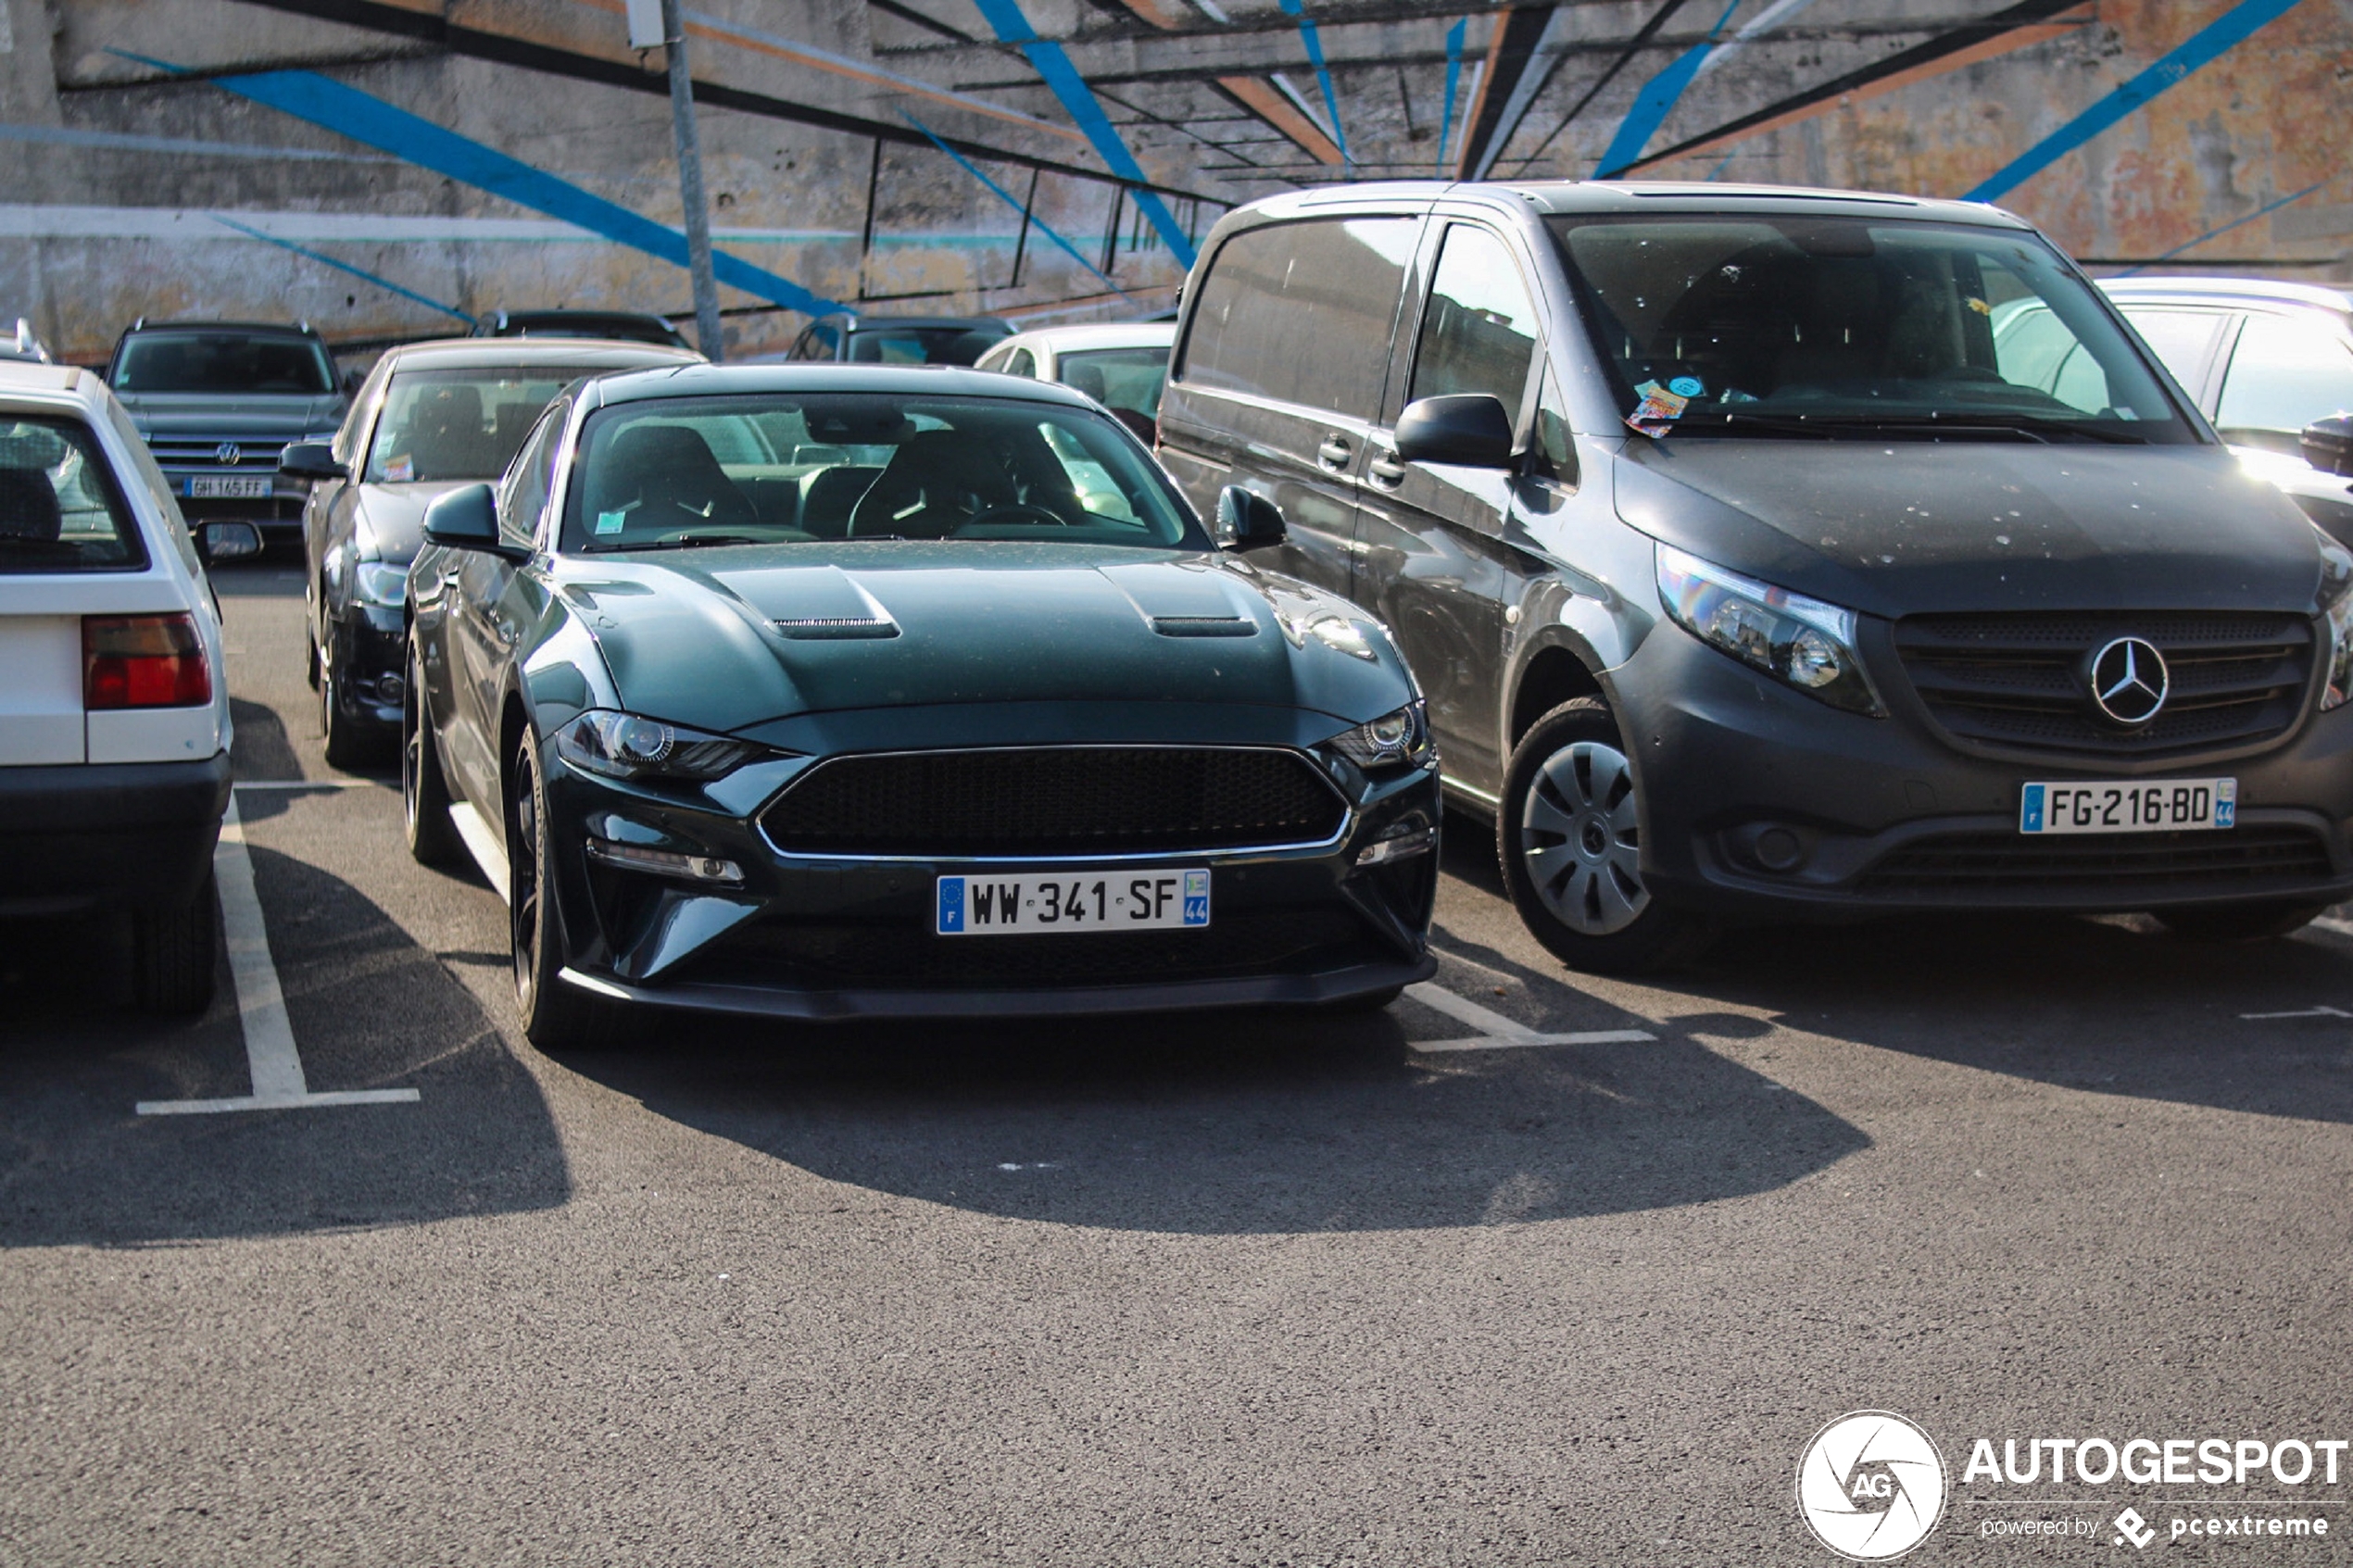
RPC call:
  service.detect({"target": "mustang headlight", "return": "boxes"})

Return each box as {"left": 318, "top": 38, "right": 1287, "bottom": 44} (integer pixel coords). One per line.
{"left": 2315, "top": 523, "right": 2353, "bottom": 711}
{"left": 1330, "top": 700, "right": 1433, "bottom": 771}
{"left": 1655, "top": 544, "right": 1883, "bottom": 716}
{"left": 558, "top": 709, "right": 754, "bottom": 781}
{"left": 353, "top": 560, "right": 408, "bottom": 608}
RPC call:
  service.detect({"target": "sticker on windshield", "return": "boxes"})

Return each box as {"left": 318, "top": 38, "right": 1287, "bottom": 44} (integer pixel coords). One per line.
{"left": 1668, "top": 376, "right": 1705, "bottom": 398}
{"left": 384, "top": 455, "right": 414, "bottom": 483}
{"left": 1966, "top": 296, "right": 1992, "bottom": 316}
{"left": 1626, "top": 379, "right": 1690, "bottom": 438}
{"left": 595, "top": 509, "right": 628, "bottom": 536}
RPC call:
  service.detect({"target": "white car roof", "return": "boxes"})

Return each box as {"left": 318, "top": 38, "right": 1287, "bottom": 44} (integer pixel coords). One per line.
{"left": 2099, "top": 276, "right": 2353, "bottom": 316}
{"left": 995, "top": 321, "right": 1177, "bottom": 357}
{"left": 0, "top": 360, "right": 102, "bottom": 413}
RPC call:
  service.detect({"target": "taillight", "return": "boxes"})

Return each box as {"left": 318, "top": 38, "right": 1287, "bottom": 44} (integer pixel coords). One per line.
{"left": 83, "top": 613, "right": 211, "bottom": 709}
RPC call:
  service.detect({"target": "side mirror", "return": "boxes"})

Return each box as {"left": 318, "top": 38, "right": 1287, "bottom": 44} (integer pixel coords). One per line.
{"left": 422, "top": 483, "right": 502, "bottom": 550}
{"left": 279, "top": 441, "right": 346, "bottom": 482}
{"left": 1214, "top": 485, "right": 1287, "bottom": 551}
{"left": 1394, "top": 394, "right": 1516, "bottom": 470}
{"left": 2302, "top": 415, "right": 2353, "bottom": 478}
{"left": 195, "top": 521, "right": 262, "bottom": 565}
{"left": 341, "top": 366, "right": 365, "bottom": 395}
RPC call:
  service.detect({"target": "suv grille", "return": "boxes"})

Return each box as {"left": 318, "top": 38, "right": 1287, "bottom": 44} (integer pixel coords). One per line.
{"left": 1858, "top": 824, "right": 2333, "bottom": 896}
{"left": 145, "top": 435, "right": 287, "bottom": 469}
{"left": 761, "top": 746, "right": 1346, "bottom": 858}
{"left": 1893, "top": 612, "right": 2313, "bottom": 759}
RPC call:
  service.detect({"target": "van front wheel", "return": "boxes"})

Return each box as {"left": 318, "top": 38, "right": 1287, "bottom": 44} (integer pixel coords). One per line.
{"left": 1499, "top": 698, "right": 1712, "bottom": 975}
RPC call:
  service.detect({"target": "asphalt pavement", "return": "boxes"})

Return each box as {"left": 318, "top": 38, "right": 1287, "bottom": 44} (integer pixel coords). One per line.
{"left": 4, "top": 560, "right": 2350, "bottom": 1565}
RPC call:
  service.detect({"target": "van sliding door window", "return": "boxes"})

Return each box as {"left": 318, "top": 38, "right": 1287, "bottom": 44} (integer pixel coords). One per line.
{"left": 1408, "top": 226, "right": 1540, "bottom": 412}
{"left": 1177, "top": 218, "right": 1418, "bottom": 420}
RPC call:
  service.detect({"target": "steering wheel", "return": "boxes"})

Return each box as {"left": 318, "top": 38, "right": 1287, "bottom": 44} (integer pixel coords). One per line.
{"left": 957, "top": 503, "right": 1075, "bottom": 531}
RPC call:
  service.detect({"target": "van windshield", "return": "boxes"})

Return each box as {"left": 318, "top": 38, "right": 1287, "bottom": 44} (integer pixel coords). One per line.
{"left": 1546, "top": 215, "right": 2196, "bottom": 443}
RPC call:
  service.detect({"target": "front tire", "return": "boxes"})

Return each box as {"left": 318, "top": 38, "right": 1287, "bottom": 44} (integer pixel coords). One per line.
{"left": 133, "top": 870, "right": 219, "bottom": 1016}
{"left": 1499, "top": 697, "right": 1713, "bottom": 974}
{"left": 402, "top": 638, "right": 464, "bottom": 868}
{"left": 2152, "top": 899, "right": 2328, "bottom": 942}
{"left": 508, "top": 727, "right": 609, "bottom": 1051}
{"left": 318, "top": 623, "right": 373, "bottom": 770}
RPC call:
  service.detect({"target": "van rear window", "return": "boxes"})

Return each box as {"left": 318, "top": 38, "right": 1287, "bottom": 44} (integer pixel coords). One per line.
{"left": 0, "top": 417, "right": 147, "bottom": 572}
{"left": 1177, "top": 218, "right": 1417, "bottom": 420}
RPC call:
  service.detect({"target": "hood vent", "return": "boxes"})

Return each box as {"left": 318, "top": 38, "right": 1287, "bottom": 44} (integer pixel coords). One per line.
{"left": 771, "top": 616, "right": 899, "bottom": 641}
{"left": 1151, "top": 615, "right": 1256, "bottom": 638}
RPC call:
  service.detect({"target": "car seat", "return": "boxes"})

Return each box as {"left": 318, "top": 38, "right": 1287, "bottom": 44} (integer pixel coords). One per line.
{"left": 0, "top": 467, "right": 61, "bottom": 543}
{"left": 847, "top": 429, "right": 1014, "bottom": 538}
{"left": 595, "top": 423, "right": 758, "bottom": 533}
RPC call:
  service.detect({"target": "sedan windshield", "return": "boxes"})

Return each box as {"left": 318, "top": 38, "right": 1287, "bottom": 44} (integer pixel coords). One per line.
{"left": 366, "top": 369, "right": 588, "bottom": 483}
{"left": 561, "top": 393, "right": 1204, "bottom": 552}
{"left": 1548, "top": 215, "right": 2196, "bottom": 442}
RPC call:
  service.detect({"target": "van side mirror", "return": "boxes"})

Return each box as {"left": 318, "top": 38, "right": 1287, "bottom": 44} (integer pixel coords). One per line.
{"left": 279, "top": 441, "right": 345, "bottom": 481}
{"left": 1394, "top": 394, "right": 1516, "bottom": 470}
{"left": 1214, "top": 485, "right": 1286, "bottom": 551}
{"left": 195, "top": 521, "right": 262, "bottom": 565}
{"left": 422, "top": 483, "right": 503, "bottom": 549}
{"left": 2303, "top": 415, "right": 2353, "bottom": 478}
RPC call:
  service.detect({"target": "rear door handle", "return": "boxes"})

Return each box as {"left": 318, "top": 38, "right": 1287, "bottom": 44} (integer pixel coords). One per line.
{"left": 1367, "top": 455, "right": 1407, "bottom": 488}
{"left": 1316, "top": 435, "right": 1352, "bottom": 470}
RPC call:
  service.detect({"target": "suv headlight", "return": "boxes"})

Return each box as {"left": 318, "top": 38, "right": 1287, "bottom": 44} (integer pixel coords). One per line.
{"left": 2315, "top": 523, "right": 2353, "bottom": 711}
{"left": 1655, "top": 544, "right": 1884, "bottom": 716}
{"left": 557, "top": 709, "right": 754, "bottom": 781}
{"left": 1329, "top": 700, "right": 1433, "bottom": 771}
{"left": 353, "top": 560, "right": 408, "bottom": 608}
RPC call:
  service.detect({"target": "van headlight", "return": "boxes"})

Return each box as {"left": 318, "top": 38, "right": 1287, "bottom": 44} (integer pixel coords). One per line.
{"left": 557, "top": 709, "right": 755, "bottom": 781}
{"left": 2315, "top": 524, "right": 2353, "bottom": 711}
{"left": 1329, "top": 700, "right": 1432, "bottom": 771}
{"left": 1655, "top": 544, "right": 1883, "bottom": 716}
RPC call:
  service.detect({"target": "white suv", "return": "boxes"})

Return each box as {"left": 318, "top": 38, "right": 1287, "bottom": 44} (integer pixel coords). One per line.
{"left": 0, "top": 359, "right": 252, "bottom": 1012}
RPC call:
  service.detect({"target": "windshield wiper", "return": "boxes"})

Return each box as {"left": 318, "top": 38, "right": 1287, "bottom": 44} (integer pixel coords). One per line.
{"left": 583, "top": 532, "right": 764, "bottom": 553}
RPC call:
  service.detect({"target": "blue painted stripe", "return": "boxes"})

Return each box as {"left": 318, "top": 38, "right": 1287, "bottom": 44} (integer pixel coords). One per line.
{"left": 1277, "top": 0, "right": 1349, "bottom": 166}
{"left": 1437, "top": 19, "right": 1466, "bottom": 174}
{"left": 111, "top": 51, "right": 841, "bottom": 318}
{"left": 1593, "top": 0, "right": 1742, "bottom": 178}
{"left": 2112, "top": 179, "right": 2330, "bottom": 277}
{"left": 1965, "top": 0, "right": 2310, "bottom": 202}
{"left": 209, "top": 215, "right": 476, "bottom": 322}
{"left": 960, "top": 0, "right": 1197, "bottom": 266}
{"left": 900, "top": 113, "right": 1126, "bottom": 296}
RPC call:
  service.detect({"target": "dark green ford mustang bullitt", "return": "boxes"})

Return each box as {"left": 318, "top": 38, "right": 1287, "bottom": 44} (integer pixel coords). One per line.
{"left": 404, "top": 364, "right": 1441, "bottom": 1047}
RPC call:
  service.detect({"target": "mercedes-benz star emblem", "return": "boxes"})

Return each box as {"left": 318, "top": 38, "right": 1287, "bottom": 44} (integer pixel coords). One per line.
{"left": 215, "top": 442, "right": 243, "bottom": 466}
{"left": 2088, "top": 636, "right": 2169, "bottom": 726}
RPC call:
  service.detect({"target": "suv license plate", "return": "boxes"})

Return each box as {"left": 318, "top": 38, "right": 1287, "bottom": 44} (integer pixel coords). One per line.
{"left": 2020, "top": 778, "right": 2236, "bottom": 835}
{"left": 937, "top": 870, "right": 1210, "bottom": 935}
{"left": 188, "top": 476, "right": 272, "bottom": 499}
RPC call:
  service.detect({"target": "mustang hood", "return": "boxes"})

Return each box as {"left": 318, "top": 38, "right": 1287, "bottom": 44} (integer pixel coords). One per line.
{"left": 1614, "top": 440, "right": 2326, "bottom": 618}
{"left": 551, "top": 542, "right": 1408, "bottom": 733}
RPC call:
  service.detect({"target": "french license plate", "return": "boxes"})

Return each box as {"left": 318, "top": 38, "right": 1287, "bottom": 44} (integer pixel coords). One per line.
{"left": 2020, "top": 778, "right": 2236, "bottom": 834}
{"left": 936, "top": 869, "right": 1210, "bottom": 935}
{"left": 188, "top": 476, "right": 271, "bottom": 499}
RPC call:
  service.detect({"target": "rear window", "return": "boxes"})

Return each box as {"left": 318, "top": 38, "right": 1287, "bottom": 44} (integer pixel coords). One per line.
{"left": 112, "top": 332, "right": 335, "bottom": 395}
{"left": 0, "top": 416, "right": 148, "bottom": 572}
{"left": 1176, "top": 218, "right": 1417, "bottom": 420}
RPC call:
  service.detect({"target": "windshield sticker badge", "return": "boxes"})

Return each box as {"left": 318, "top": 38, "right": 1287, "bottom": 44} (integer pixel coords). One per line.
{"left": 384, "top": 454, "right": 415, "bottom": 483}
{"left": 595, "top": 508, "right": 629, "bottom": 536}
{"left": 1627, "top": 378, "right": 1699, "bottom": 439}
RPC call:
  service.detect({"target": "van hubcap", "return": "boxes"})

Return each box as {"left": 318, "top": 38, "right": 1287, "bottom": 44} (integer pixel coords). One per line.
{"left": 1519, "top": 740, "right": 1649, "bottom": 936}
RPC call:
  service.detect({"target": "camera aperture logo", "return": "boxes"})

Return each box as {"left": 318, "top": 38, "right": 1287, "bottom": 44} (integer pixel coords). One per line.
{"left": 1798, "top": 1411, "right": 1949, "bottom": 1561}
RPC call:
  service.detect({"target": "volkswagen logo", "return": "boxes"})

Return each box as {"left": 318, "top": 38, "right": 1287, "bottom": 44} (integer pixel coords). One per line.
{"left": 215, "top": 442, "right": 243, "bottom": 466}
{"left": 2087, "top": 636, "right": 2169, "bottom": 727}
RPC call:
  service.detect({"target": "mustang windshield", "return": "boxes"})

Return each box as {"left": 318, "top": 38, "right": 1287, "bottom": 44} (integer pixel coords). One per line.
{"left": 1547, "top": 215, "right": 2196, "bottom": 442}
{"left": 562, "top": 394, "right": 1204, "bottom": 552}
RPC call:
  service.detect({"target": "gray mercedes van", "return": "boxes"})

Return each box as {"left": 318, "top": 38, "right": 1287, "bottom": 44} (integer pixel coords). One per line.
{"left": 1158, "top": 182, "right": 2353, "bottom": 971}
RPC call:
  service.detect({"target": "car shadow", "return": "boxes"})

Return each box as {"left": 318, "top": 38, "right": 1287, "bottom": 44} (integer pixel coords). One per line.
{"left": 555, "top": 992, "right": 1867, "bottom": 1236}
{"left": 0, "top": 848, "right": 570, "bottom": 1248}
{"left": 1677, "top": 910, "right": 2353, "bottom": 1123}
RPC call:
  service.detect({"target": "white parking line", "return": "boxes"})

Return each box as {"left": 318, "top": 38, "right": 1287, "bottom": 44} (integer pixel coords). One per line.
{"left": 135, "top": 795, "right": 420, "bottom": 1116}
{"left": 232, "top": 778, "right": 381, "bottom": 791}
{"left": 1405, "top": 981, "right": 1657, "bottom": 1053}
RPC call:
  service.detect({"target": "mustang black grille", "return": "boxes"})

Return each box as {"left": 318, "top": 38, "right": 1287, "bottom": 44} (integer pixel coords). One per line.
{"left": 1893, "top": 611, "right": 2313, "bottom": 759}
{"left": 1857, "top": 825, "right": 2334, "bottom": 896}
{"left": 762, "top": 746, "right": 1345, "bottom": 857}
{"left": 681, "top": 907, "right": 1381, "bottom": 990}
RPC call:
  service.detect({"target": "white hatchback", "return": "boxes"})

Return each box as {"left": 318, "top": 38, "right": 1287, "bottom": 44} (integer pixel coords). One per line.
{"left": 0, "top": 359, "right": 253, "bottom": 1012}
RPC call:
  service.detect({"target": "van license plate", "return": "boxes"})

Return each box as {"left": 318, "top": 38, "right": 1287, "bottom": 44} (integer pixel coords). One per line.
{"left": 937, "top": 870, "right": 1210, "bottom": 935}
{"left": 188, "top": 476, "right": 271, "bottom": 499}
{"left": 2020, "top": 779, "right": 2235, "bottom": 834}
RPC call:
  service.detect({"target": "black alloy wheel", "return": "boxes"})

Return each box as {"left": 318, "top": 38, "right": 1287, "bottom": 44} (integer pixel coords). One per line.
{"left": 1499, "top": 697, "right": 1714, "bottom": 975}
{"left": 508, "top": 727, "right": 608, "bottom": 1050}
{"left": 401, "top": 638, "right": 463, "bottom": 868}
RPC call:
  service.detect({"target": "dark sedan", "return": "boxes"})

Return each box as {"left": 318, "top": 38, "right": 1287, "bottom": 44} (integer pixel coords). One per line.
{"left": 284, "top": 336, "right": 698, "bottom": 763}
{"left": 402, "top": 365, "right": 1441, "bottom": 1047}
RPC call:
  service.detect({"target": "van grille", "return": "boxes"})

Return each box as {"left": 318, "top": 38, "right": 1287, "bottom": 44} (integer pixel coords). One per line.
{"left": 761, "top": 746, "right": 1346, "bottom": 858}
{"left": 1892, "top": 611, "right": 2313, "bottom": 759}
